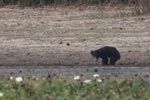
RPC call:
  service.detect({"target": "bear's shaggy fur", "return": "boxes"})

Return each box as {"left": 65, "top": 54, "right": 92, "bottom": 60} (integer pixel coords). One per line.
{"left": 91, "top": 46, "right": 120, "bottom": 65}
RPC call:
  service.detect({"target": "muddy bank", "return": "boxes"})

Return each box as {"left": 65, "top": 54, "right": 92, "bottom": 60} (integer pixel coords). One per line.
{"left": 0, "top": 66, "right": 150, "bottom": 79}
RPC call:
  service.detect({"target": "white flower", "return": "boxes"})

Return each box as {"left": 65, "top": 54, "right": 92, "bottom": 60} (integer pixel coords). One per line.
{"left": 15, "top": 77, "right": 23, "bottom": 83}
{"left": 9, "top": 76, "right": 14, "bottom": 80}
{"left": 97, "top": 79, "right": 102, "bottom": 83}
{"left": 112, "top": 91, "right": 116, "bottom": 95}
{"left": 73, "top": 76, "right": 80, "bottom": 81}
{"left": 32, "top": 76, "right": 39, "bottom": 80}
{"left": 93, "top": 74, "right": 100, "bottom": 78}
{"left": 32, "top": 76, "right": 36, "bottom": 79}
{"left": 36, "top": 77, "right": 39, "bottom": 80}
{"left": 84, "top": 79, "right": 91, "bottom": 84}
{"left": 42, "top": 77, "right": 46, "bottom": 80}
{"left": 0, "top": 92, "right": 4, "bottom": 97}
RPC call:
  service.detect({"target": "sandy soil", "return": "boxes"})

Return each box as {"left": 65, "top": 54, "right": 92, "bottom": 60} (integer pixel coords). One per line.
{"left": 0, "top": 6, "right": 150, "bottom": 66}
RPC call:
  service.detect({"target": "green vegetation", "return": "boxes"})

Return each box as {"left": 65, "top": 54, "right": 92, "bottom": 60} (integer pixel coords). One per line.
{"left": 0, "top": 75, "right": 149, "bottom": 100}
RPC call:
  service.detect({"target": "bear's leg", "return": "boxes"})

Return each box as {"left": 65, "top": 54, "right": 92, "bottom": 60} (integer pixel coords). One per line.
{"left": 102, "top": 57, "right": 108, "bottom": 65}
{"left": 110, "top": 57, "right": 116, "bottom": 65}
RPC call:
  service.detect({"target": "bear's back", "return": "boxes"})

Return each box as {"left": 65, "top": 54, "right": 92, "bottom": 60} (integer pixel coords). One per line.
{"left": 97, "top": 46, "right": 120, "bottom": 58}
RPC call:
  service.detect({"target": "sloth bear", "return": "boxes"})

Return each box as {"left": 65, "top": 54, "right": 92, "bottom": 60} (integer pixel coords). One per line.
{"left": 91, "top": 46, "right": 120, "bottom": 65}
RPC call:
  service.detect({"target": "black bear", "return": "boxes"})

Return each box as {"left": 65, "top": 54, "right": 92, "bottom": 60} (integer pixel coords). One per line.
{"left": 91, "top": 46, "right": 120, "bottom": 65}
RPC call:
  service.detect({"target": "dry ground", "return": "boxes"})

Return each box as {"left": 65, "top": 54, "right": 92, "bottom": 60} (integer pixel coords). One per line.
{"left": 0, "top": 6, "right": 150, "bottom": 66}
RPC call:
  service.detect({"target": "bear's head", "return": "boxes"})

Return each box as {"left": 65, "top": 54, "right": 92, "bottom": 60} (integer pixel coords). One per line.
{"left": 91, "top": 50, "right": 100, "bottom": 62}
{"left": 90, "top": 50, "right": 97, "bottom": 57}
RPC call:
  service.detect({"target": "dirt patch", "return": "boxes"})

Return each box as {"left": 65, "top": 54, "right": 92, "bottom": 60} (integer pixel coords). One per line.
{"left": 0, "top": 6, "right": 150, "bottom": 66}
{"left": 0, "top": 66, "right": 150, "bottom": 79}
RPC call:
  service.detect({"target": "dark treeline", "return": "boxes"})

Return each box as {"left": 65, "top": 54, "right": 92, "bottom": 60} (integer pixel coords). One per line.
{"left": 0, "top": 0, "right": 134, "bottom": 6}
{"left": 0, "top": 0, "right": 150, "bottom": 15}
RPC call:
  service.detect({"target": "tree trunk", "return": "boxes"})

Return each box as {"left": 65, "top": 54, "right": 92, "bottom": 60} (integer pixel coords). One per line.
{"left": 0, "top": 0, "right": 4, "bottom": 5}
{"left": 40, "top": 0, "right": 46, "bottom": 5}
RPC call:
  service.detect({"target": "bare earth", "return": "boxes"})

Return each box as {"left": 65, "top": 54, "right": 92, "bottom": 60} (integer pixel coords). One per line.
{"left": 0, "top": 66, "right": 150, "bottom": 79}
{"left": 0, "top": 6, "right": 150, "bottom": 66}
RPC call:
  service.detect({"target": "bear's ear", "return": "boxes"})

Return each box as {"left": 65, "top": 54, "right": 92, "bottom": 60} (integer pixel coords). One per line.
{"left": 91, "top": 50, "right": 94, "bottom": 54}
